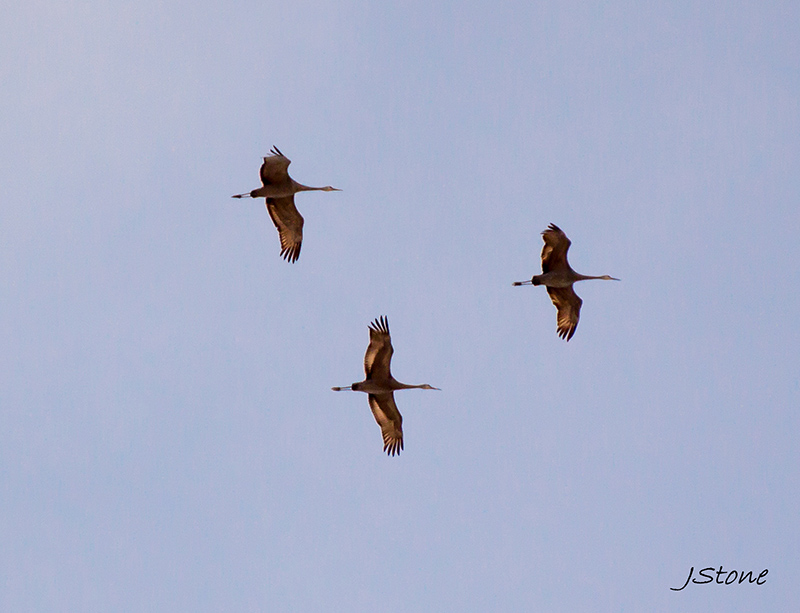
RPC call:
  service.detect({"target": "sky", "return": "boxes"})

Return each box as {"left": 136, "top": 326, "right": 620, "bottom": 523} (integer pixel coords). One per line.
{"left": 2, "top": 0, "right": 799, "bottom": 610}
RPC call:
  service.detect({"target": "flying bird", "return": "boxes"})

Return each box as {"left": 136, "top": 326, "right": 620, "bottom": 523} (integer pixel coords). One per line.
{"left": 513, "top": 224, "right": 619, "bottom": 341}
{"left": 332, "top": 316, "right": 439, "bottom": 456}
{"left": 232, "top": 147, "right": 340, "bottom": 262}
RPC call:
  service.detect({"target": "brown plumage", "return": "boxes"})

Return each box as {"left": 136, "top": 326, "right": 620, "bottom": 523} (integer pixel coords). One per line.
{"left": 332, "top": 316, "right": 439, "bottom": 456}
{"left": 264, "top": 196, "right": 303, "bottom": 263}
{"left": 231, "top": 147, "right": 340, "bottom": 263}
{"left": 513, "top": 224, "right": 619, "bottom": 341}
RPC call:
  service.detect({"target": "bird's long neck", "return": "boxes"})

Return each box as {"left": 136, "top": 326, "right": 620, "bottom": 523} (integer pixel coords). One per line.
{"left": 574, "top": 273, "right": 616, "bottom": 281}
{"left": 293, "top": 180, "right": 326, "bottom": 193}
{"left": 393, "top": 382, "right": 437, "bottom": 391}
{"left": 396, "top": 383, "right": 424, "bottom": 390}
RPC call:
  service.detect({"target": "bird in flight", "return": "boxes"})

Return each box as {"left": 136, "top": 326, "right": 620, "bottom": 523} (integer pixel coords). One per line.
{"left": 232, "top": 147, "right": 340, "bottom": 262}
{"left": 513, "top": 224, "right": 619, "bottom": 341}
{"left": 332, "top": 316, "right": 439, "bottom": 456}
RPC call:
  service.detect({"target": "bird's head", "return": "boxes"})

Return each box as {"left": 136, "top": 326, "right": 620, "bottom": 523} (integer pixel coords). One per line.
{"left": 322, "top": 186, "right": 341, "bottom": 192}
{"left": 420, "top": 384, "right": 440, "bottom": 390}
{"left": 601, "top": 275, "right": 620, "bottom": 281}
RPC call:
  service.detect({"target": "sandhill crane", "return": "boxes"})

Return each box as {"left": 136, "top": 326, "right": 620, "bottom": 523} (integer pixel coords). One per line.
{"left": 332, "top": 316, "right": 439, "bottom": 456}
{"left": 513, "top": 224, "right": 619, "bottom": 341}
{"left": 232, "top": 147, "right": 340, "bottom": 263}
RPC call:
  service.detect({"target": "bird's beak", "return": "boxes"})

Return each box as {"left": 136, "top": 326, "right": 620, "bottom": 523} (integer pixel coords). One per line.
{"left": 512, "top": 280, "right": 533, "bottom": 286}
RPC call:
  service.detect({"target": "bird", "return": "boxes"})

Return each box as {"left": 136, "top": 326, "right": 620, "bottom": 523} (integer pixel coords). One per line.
{"left": 332, "top": 316, "right": 439, "bottom": 456}
{"left": 513, "top": 224, "right": 619, "bottom": 341}
{"left": 231, "top": 147, "right": 340, "bottom": 263}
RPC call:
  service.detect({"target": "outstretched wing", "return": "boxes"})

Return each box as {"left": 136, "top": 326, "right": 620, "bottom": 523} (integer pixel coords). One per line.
{"left": 368, "top": 393, "right": 403, "bottom": 456}
{"left": 260, "top": 147, "right": 292, "bottom": 186}
{"left": 541, "top": 223, "right": 572, "bottom": 273}
{"left": 265, "top": 196, "right": 303, "bottom": 263}
{"left": 546, "top": 286, "right": 582, "bottom": 341}
{"left": 364, "top": 316, "right": 393, "bottom": 380}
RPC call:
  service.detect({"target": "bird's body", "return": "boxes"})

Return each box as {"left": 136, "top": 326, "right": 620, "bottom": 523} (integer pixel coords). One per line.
{"left": 332, "top": 316, "right": 439, "bottom": 456}
{"left": 514, "top": 224, "right": 619, "bottom": 341}
{"left": 232, "top": 147, "right": 340, "bottom": 263}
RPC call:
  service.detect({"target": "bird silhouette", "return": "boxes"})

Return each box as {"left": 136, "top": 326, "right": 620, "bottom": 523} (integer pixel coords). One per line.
{"left": 513, "top": 224, "right": 619, "bottom": 340}
{"left": 332, "top": 317, "right": 439, "bottom": 456}
{"left": 232, "top": 147, "right": 340, "bottom": 262}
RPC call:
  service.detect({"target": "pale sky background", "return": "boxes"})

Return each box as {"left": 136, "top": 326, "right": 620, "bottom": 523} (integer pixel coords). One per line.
{"left": 2, "top": 1, "right": 799, "bottom": 611}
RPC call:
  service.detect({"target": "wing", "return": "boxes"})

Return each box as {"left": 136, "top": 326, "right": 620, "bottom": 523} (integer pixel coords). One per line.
{"left": 260, "top": 147, "right": 292, "bottom": 186}
{"left": 546, "top": 286, "right": 582, "bottom": 341}
{"left": 541, "top": 223, "right": 572, "bottom": 274}
{"left": 368, "top": 393, "right": 403, "bottom": 456}
{"left": 364, "top": 316, "right": 393, "bottom": 380}
{"left": 265, "top": 196, "right": 303, "bottom": 263}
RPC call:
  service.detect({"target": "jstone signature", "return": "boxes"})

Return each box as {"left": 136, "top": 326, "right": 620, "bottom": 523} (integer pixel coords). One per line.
{"left": 671, "top": 566, "right": 768, "bottom": 591}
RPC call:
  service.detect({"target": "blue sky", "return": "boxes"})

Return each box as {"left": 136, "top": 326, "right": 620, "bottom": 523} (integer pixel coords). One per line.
{"left": 2, "top": 1, "right": 798, "bottom": 610}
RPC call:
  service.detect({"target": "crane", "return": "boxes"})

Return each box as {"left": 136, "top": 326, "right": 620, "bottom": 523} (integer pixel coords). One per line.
{"left": 332, "top": 316, "right": 439, "bottom": 456}
{"left": 513, "top": 224, "right": 619, "bottom": 340}
{"left": 232, "top": 147, "right": 340, "bottom": 262}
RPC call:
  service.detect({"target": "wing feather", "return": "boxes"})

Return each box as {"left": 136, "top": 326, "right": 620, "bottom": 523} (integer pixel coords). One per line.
{"left": 546, "top": 286, "right": 582, "bottom": 341}
{"left": 260, "top": 147, "right": 292, "bottom": 186}
{"left": 368, "top": 393, "right": 403, "bottom": 456}
{"left": 363, "top": 316, "right": 393, "bottom": 380}
{"left": 266, "top": 196, "right": 303, "bottom": 263}
{"left": 541, "top": 223, "right": 572, "bottom": 273}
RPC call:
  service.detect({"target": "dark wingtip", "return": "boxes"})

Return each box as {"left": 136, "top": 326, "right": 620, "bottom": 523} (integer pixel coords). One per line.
{"left": 279, "top": 244, "right": 301, "bottom": 263}
{"left": 557, "top": 325, "right": 576, "bottom": 341}
{"left": 368, "top": 316, "right": 390, "bottom": 335}
{"left": 380, "top": 315, "right": 390, "bottom": 334}
{"left": 383, "top": 439, "right": 403, "bottom": 456}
